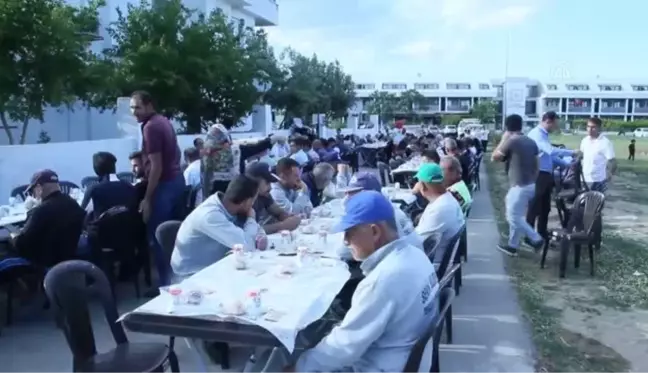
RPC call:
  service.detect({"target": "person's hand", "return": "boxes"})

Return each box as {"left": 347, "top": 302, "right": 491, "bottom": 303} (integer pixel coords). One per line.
{"left": 247, "top": 207, "right": 256, "bottom": 219}
{"left": 139, "top": 199, "right": 151, "bottom": 223}
{"left": 283, "top": 215, "right": 302, "bottom": 231}
{"left": 337, "top": 163, "right": 349, "bottom": 174}
{"left": 255, "top": 235, "right": 268, "bottom": 251}
{"left": 296, "top": 180, "right": 307, "bottom": 192}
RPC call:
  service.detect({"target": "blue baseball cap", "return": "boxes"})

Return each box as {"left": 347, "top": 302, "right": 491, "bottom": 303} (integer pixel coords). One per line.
{"left": 340, "top": 172, "right": 382, "bottom": 193}
{"left": 332, "top": 190, "right": 395, "bottom": 233}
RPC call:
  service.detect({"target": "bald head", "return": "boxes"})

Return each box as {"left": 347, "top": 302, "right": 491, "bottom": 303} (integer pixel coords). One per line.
{"left": 313, "top": 163, "right": 335, "bottom": 188}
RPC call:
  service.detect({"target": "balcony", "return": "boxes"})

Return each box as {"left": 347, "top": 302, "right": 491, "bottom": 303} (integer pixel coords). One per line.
{"left": 416, "top": 100, "right": 440, "bottom": 113}
{"left": 599, "top": 100, "right": 625, "bottom": 113}
{"left": 635, "top": 106, "right": 648, "bottom": 114}
{"left": 567, "top": 99, "right": 591, "bottom": 113}
{"left": 244, "top": 0, "right": 278, "bottom": 26}
{"left": 446, "top": 103, "right": 471, "bottom": 112}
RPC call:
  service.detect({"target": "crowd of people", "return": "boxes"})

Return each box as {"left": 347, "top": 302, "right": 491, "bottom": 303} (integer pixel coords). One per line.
{"left": 0, "top": 89, "right": 495, "bottom": 371}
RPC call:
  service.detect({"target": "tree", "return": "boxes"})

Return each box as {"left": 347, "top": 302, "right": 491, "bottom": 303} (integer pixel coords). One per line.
{"left": 265, "top": 49, "right": 355, "bottom": 129}
{"left": 0, "top": 0, "right": 106, "bottom": 144}
{"left": 470, "top": 99, "right": 498, "bottom": 124}
{"left": 97, "top": 0, "right": 281, "bottom": 132}
{"left": 365, "top": 91, "right": 400, "bottom": 130}
{"left": 398, "top": 89, "right": 425, "bottom": 122}
{"left": 441, "top": 114, "right": 464, "bottom": 126}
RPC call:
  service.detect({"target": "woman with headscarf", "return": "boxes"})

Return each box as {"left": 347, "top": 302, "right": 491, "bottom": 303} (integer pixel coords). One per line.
{"left": 200, "top": 123, "right": 274, "bottom": 198}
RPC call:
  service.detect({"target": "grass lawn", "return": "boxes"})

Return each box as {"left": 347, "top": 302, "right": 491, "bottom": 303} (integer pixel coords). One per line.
{"left": 485, "top": 134, "right": 648, "bottom": 372}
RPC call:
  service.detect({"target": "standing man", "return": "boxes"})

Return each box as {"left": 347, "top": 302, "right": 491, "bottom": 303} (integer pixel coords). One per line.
{"left": 525, "top": 111, "right": 578, "bottom": 240}
{"left": 580, "top": 117, "right": 616, "bottom": 194}
{"left": 492, "top": 115, "right": 543, "bottom": 256}
{"left": 130, "top": 90, "right": 185, "bottom": 288}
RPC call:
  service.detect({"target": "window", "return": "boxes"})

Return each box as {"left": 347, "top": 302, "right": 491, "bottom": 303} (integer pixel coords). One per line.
{"left": 545, "top": 99, "right": 560, "bottom": 107}
{"left": 601, "top": 100, "right": 623, "bottom": 108}
{"left": 569, "top": 99, "right": 589, "bottom": 107}
{"left": 546, "top": 84, "right": 558, "bottom": 90}
{"left": 447, "top": 83, "right": 471, "bottom": 89}
{"left": 479, "top": 83, "right": 490, "bottom": 89}
{"left": 355, "top": 84, "right": 375, "bottom": 90}
{"left": 566, "top": 84, "right": 590, "bottom": 91}
{"left": 382, "top": 83, "right": 407, "bottom": 90}
{"left": 632, "top": 85, "right": 648, "bottom": 91}
{"left": 413, "top": 83, "right": 439, "bottom": 90}
{"left": 599, "top": 84, "right": 622, "bottom": 91}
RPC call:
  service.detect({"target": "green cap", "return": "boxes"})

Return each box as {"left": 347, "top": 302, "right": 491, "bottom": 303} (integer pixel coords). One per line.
{"left": 415, "top": 163, "right": 444, "bottom": 184}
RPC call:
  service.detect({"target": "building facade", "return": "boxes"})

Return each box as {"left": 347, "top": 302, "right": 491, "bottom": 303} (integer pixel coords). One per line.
{"left": 1, "top": 0, "right": 278, "bottom": 145}
{"left": 348, "top": 78, "right": 648, "bottom": 129}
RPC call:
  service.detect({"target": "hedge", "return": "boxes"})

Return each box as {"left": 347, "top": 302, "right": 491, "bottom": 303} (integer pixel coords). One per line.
{"left": 570, "top": 119, "right": 648, "bottom": 131}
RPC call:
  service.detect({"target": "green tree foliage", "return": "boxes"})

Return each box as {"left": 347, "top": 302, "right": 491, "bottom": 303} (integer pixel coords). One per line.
{"left": 265, "top": 48, "right": 356, "bottom": 129}
{"left": 398, "top": 89, "right": 425, "bottom": 121}
{"left": 0, "top": 0, "right": 105, "bottom": 144}
{"left": 571, "top": 118, "right": 648, "bottom": 131}
{"left": 365, "top": 91, "right": 400, "bottom": 129}
{"left": 96, "top": 0, "right": 281, "bottom": 132}
{"left": 470, "top": 99, "right": 498, "bottom": 124}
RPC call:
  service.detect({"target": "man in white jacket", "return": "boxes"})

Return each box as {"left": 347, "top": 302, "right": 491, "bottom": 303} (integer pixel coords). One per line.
{"left": 287, "top": 191, "right": 438, "bottom": 372}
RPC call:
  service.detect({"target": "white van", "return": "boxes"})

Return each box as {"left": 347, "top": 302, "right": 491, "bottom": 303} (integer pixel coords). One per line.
{"left": 634, "top": 128, "right": 648, "bottom": 138}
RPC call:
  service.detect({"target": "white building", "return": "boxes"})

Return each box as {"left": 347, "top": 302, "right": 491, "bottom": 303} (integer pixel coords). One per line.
{"left": 348, "top": 78, "right": 648, "bottom": 129}
{"left": 1, "top": 0, "right": 278, "bottom": 145}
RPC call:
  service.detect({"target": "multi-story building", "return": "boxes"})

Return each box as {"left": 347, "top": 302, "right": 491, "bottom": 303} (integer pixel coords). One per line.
{"left": 348, "top": 78, "right": 648, "bottom": 129}
{"left": 1, "top": 0, "right": 278, "bottom": 145}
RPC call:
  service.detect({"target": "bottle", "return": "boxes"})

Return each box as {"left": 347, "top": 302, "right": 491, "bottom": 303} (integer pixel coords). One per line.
{"left": 232, "top": 244, "right": 246, "bottom": 269}
{"left": 248, "top": 290, "right": 262, "bottom": 319}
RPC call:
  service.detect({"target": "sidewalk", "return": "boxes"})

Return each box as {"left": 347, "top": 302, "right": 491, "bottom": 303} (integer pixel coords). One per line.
{"left": 440, "top": 169, "right": 536, "bottom": 372}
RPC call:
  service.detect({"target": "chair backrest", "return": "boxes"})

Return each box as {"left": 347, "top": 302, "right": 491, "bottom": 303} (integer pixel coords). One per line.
{"left": 43, "top": 260, "right": 128, "bottom": 369}
{"left": 435, "top": 224, "right": 466, "bottom": 279}
{"left": 377, "top": 161, "right": 390, "bottom": 186}
{"left": 422, "top": 234, "right": 439, "bottom": 259}
{"left": 10, "top": 185, "right": 31, "bottom": 201}
{"left": 88, "top": 206, "right": 138, "bottom": 258}
{"left": 155, "top": 220, "right": 182, "bottom": 264}
{"left": 81, "top": 176, "right": 100, "bottom": 189}
{"left": 59, "top": 181, "right": 80, "bottom": 195}
{"left": 569, "top": 191, "right": 605, "bottom": 234}
{"left": 116, "top": 172, "right": 135, "bottom": 184}
{"left": 403, "top": 286, "right": 456, "bottom": 372}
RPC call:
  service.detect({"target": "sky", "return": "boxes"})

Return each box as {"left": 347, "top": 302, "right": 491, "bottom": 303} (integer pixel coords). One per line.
{"left": 265, "top": 0, "right": 648, "bottom": 83}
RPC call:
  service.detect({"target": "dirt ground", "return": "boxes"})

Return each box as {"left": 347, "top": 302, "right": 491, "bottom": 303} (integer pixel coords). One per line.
{"left": 486, "top": 160, "right": 648, "bottom": 372}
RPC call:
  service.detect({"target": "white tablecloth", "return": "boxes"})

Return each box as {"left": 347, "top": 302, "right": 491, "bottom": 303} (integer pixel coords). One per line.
{"left": 124, "top": 212, "right": 351, "bottom": 352}
{"left": 391, "top": 157, "right": 423, "bottom": 174}
{"left": 0, "top": 193, "right": 85, "bottom": 228}
{"left": 360, "top": 142, "right": 387, "bottom": 149}
{"left": 382, "top": 187, "right": 417, "bottom": 205}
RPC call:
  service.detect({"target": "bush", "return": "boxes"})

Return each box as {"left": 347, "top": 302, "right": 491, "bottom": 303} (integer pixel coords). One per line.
{"left": 571, "top": 119, "right": 648, "bottom": 131}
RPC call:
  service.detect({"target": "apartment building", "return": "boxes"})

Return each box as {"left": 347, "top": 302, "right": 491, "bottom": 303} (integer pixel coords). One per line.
{"left": 349, "top": 78, "right": 648, "bottom": 129}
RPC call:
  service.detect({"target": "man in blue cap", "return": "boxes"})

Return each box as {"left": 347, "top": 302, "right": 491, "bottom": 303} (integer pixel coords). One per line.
{"left": 336, "top": 172, "right": 420, "bottom": 260}
{"left": 287, "top": 190, "right": 438, "bottom": 372}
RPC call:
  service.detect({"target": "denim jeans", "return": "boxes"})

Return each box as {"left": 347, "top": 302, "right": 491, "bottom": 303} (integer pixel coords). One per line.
{"left": 148, "top": 174, "right": 186, "bottom": 286}
{"left": 506, "top": 183, "right": 541, "bottom": 248}
{"left": 586, "top": 181, "right": 608, "bottom": 195}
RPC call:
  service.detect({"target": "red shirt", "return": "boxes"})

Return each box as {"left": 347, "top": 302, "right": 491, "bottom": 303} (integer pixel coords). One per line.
{"left": 141, "top": 114, "right": 181, "bottom": 181}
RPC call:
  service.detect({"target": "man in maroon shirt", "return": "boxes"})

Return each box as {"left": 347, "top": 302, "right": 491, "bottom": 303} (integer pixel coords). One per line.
{"left": 130, "top": 90, "right": 185, "bottom": 287}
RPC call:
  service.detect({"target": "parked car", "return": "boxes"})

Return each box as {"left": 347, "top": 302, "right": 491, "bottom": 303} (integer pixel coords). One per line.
{"left": 634, "top": 128, "right": 648, "bottom": 138}
{"left": 442, "top": 125, "right": 457, "bottom": 136}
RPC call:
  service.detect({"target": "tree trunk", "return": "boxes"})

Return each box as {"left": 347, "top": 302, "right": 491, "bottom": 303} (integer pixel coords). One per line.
{"left": 0, "top": 111, "right": 15, "bottom": 144}
{"left": 19, "top": 118, "right": 29, "bottom": 144}
{"left": 185, "top": 113, "right": 202, "bottom": 134}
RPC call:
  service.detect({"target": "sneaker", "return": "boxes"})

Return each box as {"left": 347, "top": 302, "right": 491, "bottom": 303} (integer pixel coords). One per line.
{"left": 523, "top": 237, "right": 545, "bottom": 253}
{"left": 497, "top": 244, "right": 518, "bottom": 257}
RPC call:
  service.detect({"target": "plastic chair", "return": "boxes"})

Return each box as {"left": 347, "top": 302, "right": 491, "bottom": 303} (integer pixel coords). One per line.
{"left": 10, "top": 185, "right": 31, "bottom": 201}
{"left": 402, "top": 287, "right": 456, "bottom": 373}
{"left": 59, "top": 181, "right": 80, "bottom": 195}
{"left": 541, "top": 191, "right": 605, "bottom": 278}
{"left": 43, "top": 260, "right": 180, "bottom": 372}
{"left": 155, "top": 221, "right": 182, "bottom": 263}
{"left": 81, "top": 176, "right": 100, "bottom": 189}
{"left": 116, "top": 172, "right": 135, "bottom": 184}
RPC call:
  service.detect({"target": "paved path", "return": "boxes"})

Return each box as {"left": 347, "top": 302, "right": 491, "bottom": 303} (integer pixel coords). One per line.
{"left": 440, "top": 169, "right": 536, "bottom": 372}
{"left": 0, "top": 168, "right": 536, "bottom": 372}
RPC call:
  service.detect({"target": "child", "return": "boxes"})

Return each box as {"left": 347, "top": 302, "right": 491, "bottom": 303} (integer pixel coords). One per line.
{"left": 629, "top": 139, "right": 636, "bottom": 161}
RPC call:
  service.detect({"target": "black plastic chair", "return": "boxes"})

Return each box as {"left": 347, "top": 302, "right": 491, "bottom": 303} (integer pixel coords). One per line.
{"left": 403, "top": 287, "right": 456, "bottom": 373}
{"left": 10, "top": 185, "right": 31, "bottom": 201}
{"left": 116, "top": 172, "right": 135, "bottom": 184}
{"left": 541, "top": 191, "right": 605, "bottom": 278}
{"left": 43, "top": 260, "right": 180, "bottom": 372}
{"left": 155, "top": 221, "right": 182, "bottom": 264}
{"left": 59, "top": 181, "right": 80, "bottom": 195}
{"left": 81, "top": 176, "right": 100, "bottom": 190}
{"left": 377, "top": 161, "right": 392, "bottom": 186}
{"left": 87, "top": 206, "right": 142, "bottom": 297}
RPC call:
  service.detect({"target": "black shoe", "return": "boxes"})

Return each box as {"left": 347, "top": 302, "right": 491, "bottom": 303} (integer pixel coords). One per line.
{"left": 497, "top": 244, "right": 518, "bottom": 257}
{"left": 523, "top": 237, "right": 544, "bottom": 253}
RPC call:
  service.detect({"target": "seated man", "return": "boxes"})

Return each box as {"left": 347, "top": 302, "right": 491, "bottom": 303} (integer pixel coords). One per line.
{"left": 183, "top": 146, "right": 201, "bottom": 189}
{"left": 336, "top": 173, "right": 421, "bottom": 260}
{"left": 440, "top": 155, "right": 472, "bottom": 210}
{"left": 246, "top": 162, "right": 301, "bottom": 234}
{"left": 129, "top": 150, "right": 147, "bottom": 202}
{"left": 414, "top": 163, "right": 465, "bottom": 261}
{"left": 281, "top": 191, "right": 438, "bottom": 372}
{"left": 6, "top": 170, "right": 85, "bottom": 268}
{"left": 171, "top": 175, "right": 263, "bottom": 279}
{"left": 289, "top": 137, "right": 310, "bottom": 166}
{"left": 81, "top": 152, "right": 137, "bottom": 221}
{"left": 301, "top": 163, "right": 335, "bottom": 208}
{"left": 314, "top": 138, "right": 340, "bottom": 162}
{"left": 270, "top": 158, "right": 313, "bottom": 215}
{"left": 421, "top": 149, "right": 440, "bottom": 164}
